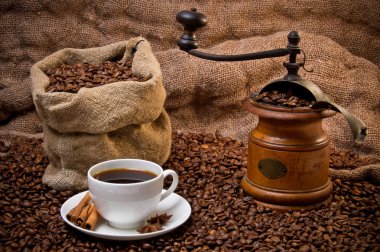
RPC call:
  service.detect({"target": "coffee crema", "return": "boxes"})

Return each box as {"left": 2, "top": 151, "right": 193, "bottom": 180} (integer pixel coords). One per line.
{"left": 94, "top": 168, "right": 157, "bottom": 184}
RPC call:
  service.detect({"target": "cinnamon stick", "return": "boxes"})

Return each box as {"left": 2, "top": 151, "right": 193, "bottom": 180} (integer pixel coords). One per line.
{"left": 66, "top": 207, "right": 75, "bottom": 222}
{"left": 66, "top": 192, "right": 90, "bottom": 222}
{"left": 75, "top": 203, "right": 91, "bottom": 227}
{"left": 84, "top": 203, "right": 99, "bottom": 231}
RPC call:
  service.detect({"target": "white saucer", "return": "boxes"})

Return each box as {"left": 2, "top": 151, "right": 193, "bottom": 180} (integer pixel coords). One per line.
{"left": 60, "top": 190, "right": 191, "bottom": 240}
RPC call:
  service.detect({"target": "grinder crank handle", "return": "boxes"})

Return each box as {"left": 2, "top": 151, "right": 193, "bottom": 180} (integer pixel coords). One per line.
{"left": 176, "top": 8, "right": 290, "bottom": 61}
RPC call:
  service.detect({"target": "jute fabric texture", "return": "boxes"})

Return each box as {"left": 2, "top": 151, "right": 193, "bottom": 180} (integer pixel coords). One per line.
{"left": 0, "top": 0, "right": 379, "bottom": 183}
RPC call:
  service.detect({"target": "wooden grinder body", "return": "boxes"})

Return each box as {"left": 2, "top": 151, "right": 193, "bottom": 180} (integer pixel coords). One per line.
{"left": 241, "top": 99, "right": 336, "bottom": 210}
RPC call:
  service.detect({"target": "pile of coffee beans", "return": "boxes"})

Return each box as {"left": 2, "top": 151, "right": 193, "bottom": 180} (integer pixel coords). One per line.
{"left": 45, "top": 59, "right": 150, "bottom": 93}
{"left": 329, "top": 148, "right": 371, "bottom": 170}
{"left": 0, "top": 133, "right": 379, "bottom": 251}
{"left": 255, "top": 91, "right": 316, "bottom": 108}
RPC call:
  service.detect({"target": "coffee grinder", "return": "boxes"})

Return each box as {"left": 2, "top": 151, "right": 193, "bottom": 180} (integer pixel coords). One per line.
{"left": 176, "top": 9, "right": 367, "bottom": 210}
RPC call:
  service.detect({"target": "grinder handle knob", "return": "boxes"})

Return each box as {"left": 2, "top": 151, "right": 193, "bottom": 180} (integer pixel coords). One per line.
{"left": 176, "top": 8, "right": 208, "bottom": 51}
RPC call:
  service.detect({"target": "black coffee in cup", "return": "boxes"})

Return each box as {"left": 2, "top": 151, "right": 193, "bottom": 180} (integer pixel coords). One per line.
{"left": 94, "top": 168, "right": 157, "bottom": 184}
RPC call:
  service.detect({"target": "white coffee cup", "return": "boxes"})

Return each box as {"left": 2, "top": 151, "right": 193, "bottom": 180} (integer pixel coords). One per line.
{"left": 87, "top": 159, "right": 178, "bottom": 229}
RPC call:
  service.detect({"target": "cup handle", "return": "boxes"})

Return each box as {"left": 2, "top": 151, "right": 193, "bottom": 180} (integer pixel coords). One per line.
{"left": 160, "top": 169, "right": 179, "bottom": 201}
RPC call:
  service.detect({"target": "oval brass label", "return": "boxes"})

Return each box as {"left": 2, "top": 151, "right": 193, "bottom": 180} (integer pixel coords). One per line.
{"left": 258, "top": 158, "right": 287, "bottom": 179}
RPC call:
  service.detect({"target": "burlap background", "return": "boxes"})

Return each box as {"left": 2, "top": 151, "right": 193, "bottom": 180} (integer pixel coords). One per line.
{"left": 1, "top": 1, "right": 379, "bottom": 181}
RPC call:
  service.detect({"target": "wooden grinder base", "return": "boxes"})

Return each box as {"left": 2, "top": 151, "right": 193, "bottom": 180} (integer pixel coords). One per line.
{"left": 242, "top": 99, "right": 336, "bottom": 210}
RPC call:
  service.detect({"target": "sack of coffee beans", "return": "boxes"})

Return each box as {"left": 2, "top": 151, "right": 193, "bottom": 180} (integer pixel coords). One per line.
{"left": 30, "top": 37, "right": 172, "bottom": 191}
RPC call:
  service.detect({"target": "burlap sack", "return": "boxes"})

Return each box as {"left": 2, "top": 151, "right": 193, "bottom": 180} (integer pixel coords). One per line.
{"left": 30, "top": 37, "right": 172, "bottom": 191}
{"left": 329, "top": 164, "right": 380, "bottom": 184}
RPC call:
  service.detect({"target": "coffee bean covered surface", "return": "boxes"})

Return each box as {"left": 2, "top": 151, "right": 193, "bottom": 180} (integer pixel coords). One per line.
{"left": 45, "top": 59, "right": 150, "bottom": 93}
{"left": 0, "top": 133, "right": 379, "bottom": 251}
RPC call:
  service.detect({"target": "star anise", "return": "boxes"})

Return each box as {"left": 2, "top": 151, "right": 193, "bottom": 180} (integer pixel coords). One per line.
{"left": 136, "top": 223, "right": 163, "bottom": 234}
{"left": 147, "top": 213, "right": 173, "bottom": 225}
{"left": 136, "top": 213, "right": 173, "bottom": 234}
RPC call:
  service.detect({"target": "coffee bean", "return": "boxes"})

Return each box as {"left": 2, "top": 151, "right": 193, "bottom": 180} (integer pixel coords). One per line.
{"left": 0, "top": 141, "right": 10, "bottom": 153}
